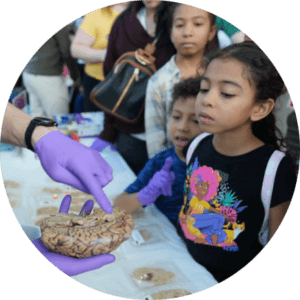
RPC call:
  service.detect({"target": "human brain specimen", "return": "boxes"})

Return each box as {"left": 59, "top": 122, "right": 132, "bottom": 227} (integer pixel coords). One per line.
{"left": 40, "top": 206, "right": 134, "bottom": 258}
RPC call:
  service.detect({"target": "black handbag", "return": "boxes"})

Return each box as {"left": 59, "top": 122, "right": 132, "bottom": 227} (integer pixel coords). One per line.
{"left": 90, "top": 32, "right": 162, "bottom": 125}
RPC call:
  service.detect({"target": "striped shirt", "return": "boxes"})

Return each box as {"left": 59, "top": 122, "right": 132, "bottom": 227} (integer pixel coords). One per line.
{"left": 145, "top": 55, "right": 181, "bottom": 159}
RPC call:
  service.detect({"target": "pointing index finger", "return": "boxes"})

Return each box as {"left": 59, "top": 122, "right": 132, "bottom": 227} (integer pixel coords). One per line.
{"left": 69, "top": 166, "right": 113, "bottom": 214}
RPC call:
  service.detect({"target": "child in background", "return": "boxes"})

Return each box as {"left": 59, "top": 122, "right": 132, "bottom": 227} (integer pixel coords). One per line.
{"left": 145, "top": 3, "right": 218, "bottom": 159}
{"left": 178, "top": 41, "right": 298, "bottom": 283}
{"left": 114, "top": 77, "right": 203, "bottom": 226}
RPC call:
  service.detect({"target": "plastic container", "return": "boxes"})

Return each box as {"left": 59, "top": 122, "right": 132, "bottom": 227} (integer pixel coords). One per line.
{"left": 130, "top": 225, "right": 166, "bottom": 246}
{"left": 124, "top": 260, "right": 187, "bottom": 291}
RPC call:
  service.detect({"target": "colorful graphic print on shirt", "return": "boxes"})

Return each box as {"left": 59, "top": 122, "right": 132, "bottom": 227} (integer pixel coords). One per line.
{"left": 179, "top": 157, "right": 247, "bottom": 252}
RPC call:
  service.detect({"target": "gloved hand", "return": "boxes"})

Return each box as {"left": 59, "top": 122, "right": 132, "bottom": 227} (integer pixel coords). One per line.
{"left": 137, "top": 157, "right": 175, "bottom": 206}
{"left": 34, "top": 131, "right": 113, "bottom": 213}
{"left": 32, "top": 195, "right": 115, "bottom": 276}
{"left": 90, "top": 137, "right": 117, "bottom": 152}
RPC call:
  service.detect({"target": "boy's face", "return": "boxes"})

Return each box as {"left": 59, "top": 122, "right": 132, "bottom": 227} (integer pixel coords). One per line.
{"left": 170, "top": 5, "right": 216, "bottom": 58}
{"left": 169, "top": 97, "right": 202, "bottom": 159}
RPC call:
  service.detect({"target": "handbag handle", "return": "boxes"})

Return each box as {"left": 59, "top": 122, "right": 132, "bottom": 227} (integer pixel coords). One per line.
{"left": 112, "top": 28, "right": 165, "bottom": 72}
{"left": 135, "top": 50, "right": 154, "bottom": 65}
{"left": 141, "top": 28, "right": 165, "bottom": 57}
{"left": 152, "top": 28, "right": 165, "bottom": 46}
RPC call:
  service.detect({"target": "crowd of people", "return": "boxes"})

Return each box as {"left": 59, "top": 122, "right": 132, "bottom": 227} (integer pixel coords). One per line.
{"left": 20, "top": 0, "right": 247, "bottom": 174}
{"left": 4, "top": 0, "right": 298, "bottom": 284}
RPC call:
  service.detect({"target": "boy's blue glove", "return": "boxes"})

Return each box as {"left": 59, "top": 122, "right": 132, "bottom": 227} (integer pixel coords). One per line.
{"left": 137, "top": 157, "right": 175, "bottom": 206}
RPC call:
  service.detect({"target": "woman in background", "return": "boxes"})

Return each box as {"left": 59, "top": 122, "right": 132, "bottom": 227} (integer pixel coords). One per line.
{"left": 23, "top": 25, "right": 80, "bottom": 118}
{"left": 100, "top": 0, "right": 176, "bottom": 175}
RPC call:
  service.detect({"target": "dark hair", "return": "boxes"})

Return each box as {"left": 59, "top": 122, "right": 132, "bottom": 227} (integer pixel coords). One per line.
{"left": 118, "top": 1, "right": 175, "bottom": 35}
{"left": 116, "top": 1, "right": 176, "bottom": 51}
{"left": 170, "top": 76, "right": 201, "bottom": 114}
{"left": 117, "top": 1, "right": 144, "bottom": 20}
{"left": 165, "top": 2, "right": 219, "bottom": 53}
{"left": 204, "top": 41, "right": 297, "bottom": 164}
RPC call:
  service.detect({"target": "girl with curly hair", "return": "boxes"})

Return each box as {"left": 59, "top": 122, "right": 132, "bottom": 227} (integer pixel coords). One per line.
{"left": 178, "top": 41, "right": 298, "bottom": 283}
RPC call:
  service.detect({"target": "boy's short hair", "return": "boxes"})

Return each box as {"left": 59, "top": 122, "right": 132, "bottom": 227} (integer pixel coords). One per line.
{"left": 169, "top": 77, "right": 201, "bottom": 114}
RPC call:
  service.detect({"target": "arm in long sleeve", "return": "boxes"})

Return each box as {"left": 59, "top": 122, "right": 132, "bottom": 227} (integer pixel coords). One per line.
{"left": 145, "top": 79, "right": 168, "bottom": 159}
{"left": 99, "top": 113, "right": 118, "bottom": 143}
{"left": 103, "top": 19, "right": 121, "bottom": 76}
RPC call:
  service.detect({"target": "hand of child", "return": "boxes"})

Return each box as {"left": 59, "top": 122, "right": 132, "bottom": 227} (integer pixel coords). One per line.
{"left": 137, "top": 157, "right": 175, "bottom": 206}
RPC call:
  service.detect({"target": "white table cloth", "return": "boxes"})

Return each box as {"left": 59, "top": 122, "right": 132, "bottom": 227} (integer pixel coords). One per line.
{"left": 0, "top": 136, "right": 217, "bottom": 299}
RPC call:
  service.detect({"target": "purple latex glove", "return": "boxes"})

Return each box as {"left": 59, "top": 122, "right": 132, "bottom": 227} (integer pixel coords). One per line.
{"left": 91, "top": 137, "right": 117, "bottom": 152}
{"left": 34, "top": 131, "right": 113, "bottom": 213}
{"left": 137, "top": 157, "right": 175, "bottom": 206}
{"left": 32, "top": 195, "right": 115, "bottom": 276}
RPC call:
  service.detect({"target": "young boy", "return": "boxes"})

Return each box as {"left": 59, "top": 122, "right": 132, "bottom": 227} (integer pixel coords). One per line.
{"left": 114, "top": 77, "right": 203, "bottom": 226}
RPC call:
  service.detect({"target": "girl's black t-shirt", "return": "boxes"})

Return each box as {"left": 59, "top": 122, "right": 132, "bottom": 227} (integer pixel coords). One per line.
{"left": 177, "top": 135, "right": 297, "bottom": 272}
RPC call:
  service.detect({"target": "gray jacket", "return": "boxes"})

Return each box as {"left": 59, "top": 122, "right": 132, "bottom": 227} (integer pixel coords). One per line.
{"left": 24, "top": 25, "right": 79, "bottom": 80}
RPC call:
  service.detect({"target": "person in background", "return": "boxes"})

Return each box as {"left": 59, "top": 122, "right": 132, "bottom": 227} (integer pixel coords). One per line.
{"left": 71, "top": 3, "right": 128, "bottom": 112}
{"left": 115, "top": 77, "right": 203, "bottom": 226}
{"left": 70, "top": 16, "right": 86, "bottom": 81}
{"left": 99, "top": 0, "right": 176, "bottom": 175}
{"left": 114, "top": 2, "right": 131, "bottom": 13}
{"left": 22, "top": 25, "right": 80, "bottom": 118}
{"left": 145, "top": 2, "right": 218, "bottom": 159}
{"left": 216, "top": 16, "right": 245, "bottom": 46}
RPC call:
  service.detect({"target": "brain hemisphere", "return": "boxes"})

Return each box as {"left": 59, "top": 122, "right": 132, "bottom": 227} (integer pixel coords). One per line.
{"left": 40, "top": 207, "right": 134, "bottom": 258}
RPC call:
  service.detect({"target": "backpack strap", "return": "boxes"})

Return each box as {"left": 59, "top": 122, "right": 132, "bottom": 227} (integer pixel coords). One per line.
{"left": 259, "top": 150, "right": 285, "bottom": 246}
{"left": 186, "top": 133, "right": 212, "bottom": 165}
